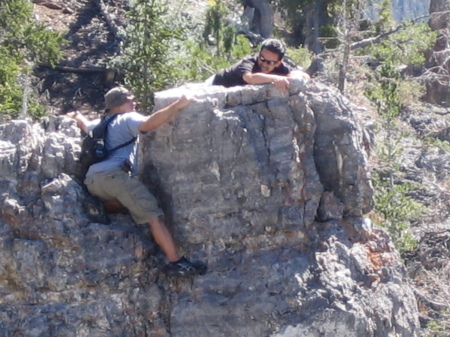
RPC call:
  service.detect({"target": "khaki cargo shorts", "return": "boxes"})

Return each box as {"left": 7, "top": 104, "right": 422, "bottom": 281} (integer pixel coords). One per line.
{"left": 84, "top": 167, "right": 164, "bottom": 224}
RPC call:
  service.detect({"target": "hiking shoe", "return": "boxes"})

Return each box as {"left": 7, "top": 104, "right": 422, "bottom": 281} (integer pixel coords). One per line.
{"left": 165, "top": 257, "right": 207, "bottom": 276}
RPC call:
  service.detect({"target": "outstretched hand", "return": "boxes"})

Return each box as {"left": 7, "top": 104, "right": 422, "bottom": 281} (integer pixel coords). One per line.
{"left": 272, "top": 77, "right": 290, "bottom": 92}
{"left": 138, "top": 93, "right": 196, "bottom": 132}
{"left": 66, "top": 110, "right": 80, "bottom": 119}
{"left": 175, "top": 94, "right": 196, "bottom": 111}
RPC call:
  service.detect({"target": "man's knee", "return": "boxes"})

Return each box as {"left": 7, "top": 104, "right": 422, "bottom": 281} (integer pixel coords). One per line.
{"left": 102, "top": 200, "right": 128, "bottom": 214}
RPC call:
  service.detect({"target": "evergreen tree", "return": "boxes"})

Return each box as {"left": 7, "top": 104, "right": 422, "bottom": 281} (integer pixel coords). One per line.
{"left": 363, "top": 17, "right": 435, "bottom": 254}
{"left": 375, "top": 0, "right": 396, "bottom": 34}
{"left": 334, "top": 0, "right": 367, "bottom": 92}
{"left": 0, "top": 0, "right": 65, "bottom": 119}
{"left": 173, "top": 0, "right": 252, "bottom": 82}
{"left": 117, "top": 0, "right": 182, "bottom": 111}
{"left": 203, "top": 0, "right": 229, "bottom": 56}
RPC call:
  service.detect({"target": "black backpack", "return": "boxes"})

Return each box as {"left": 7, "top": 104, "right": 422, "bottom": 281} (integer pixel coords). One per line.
{"left": 78, "top": 114, "right": 137, "bottom": 177}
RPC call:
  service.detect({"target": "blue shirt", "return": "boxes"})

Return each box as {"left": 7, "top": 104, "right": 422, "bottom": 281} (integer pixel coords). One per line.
{"left": 85, "top": 111, "right": 146, "bottom": 176}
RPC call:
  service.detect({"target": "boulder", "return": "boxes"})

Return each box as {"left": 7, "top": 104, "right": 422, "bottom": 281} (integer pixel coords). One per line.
{"left": 0, "top": 79, "right": 421, "bottom": 336}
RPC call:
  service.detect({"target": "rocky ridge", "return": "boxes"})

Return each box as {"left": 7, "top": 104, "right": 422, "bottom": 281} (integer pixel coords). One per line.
{"left": 0, "top": 76, "right": 423, "bottom": 336}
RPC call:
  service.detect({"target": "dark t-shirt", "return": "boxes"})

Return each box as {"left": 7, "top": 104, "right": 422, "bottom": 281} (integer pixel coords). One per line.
{"left": 212, "top": 54, "right": 295, "bottom": 88}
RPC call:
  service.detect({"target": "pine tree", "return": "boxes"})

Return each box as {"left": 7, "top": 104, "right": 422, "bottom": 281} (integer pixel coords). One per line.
{"left": 376, "top": 0, "right": 396, "bottom": 34}
{"left": 203, "top": 0, "right": 238, "bottom": 58}
{"left": 118, "top": 0, "right": 181, "bottom": 111}
{"left": 334, "top": 0, "right": 366, "bottom": 92}
{"left": 0, "top": 0, "right": 65, "bottom": 119}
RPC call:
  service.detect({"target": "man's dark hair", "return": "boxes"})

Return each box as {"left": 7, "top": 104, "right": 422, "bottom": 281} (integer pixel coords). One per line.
{"left": 260, "top": 39, "right": 286, "bottom": 60}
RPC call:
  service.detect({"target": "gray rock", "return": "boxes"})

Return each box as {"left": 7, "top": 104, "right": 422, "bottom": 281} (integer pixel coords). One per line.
{"left": 0, "top": 80, "right": 421, "bottom": 336}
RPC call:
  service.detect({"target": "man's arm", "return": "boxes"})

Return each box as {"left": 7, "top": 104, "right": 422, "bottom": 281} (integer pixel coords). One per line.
{"left": 138, "top": 95, "right": 195, "bottom": 133}
{"left": 66, "top": 111, "right": 91, "bottom": 134}
{"left": 243, "top": 68, "right": 310, "bottom": 91}
{"left": 243, "top": 68, "right": 310, "bottom": 84}
{"left": 242, "top": 72, "right": 287, "bottom": 85}
{"left": 243, "top": 72, "right": 291, "bottom": 91}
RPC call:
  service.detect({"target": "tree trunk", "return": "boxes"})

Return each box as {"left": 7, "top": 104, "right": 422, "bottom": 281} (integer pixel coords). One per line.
{"left": 338, "top": 44, "right": 350, "bottom": 92}
{"left": 429, "top": 0, "right": 450, "bottom": 30}
{"left": 244, "top": 0, "right": 273, "bottom": 38}
{"left": 423, "top": 0, "right": 450, "bottom": 106}
{"left": 303, "top": 0, "right": 333, "bottom": 54}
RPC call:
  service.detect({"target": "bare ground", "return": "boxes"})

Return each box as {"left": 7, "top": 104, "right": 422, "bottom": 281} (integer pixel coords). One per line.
{"left": 32, "top": 0, "right": 126, "bottom": 115}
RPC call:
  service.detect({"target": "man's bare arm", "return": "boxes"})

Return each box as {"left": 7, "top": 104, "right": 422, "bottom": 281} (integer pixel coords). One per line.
{"left": 67, "top": 111, "right": 90, "bottom": 134}
{"left": 138, "top": 95, "right": 195, "bottom": 133}
{"left": 242, "top": 72, "right": 286, "bottom": 85}
{"left": 243, "top": 72, "right": 291, "bottom": 91}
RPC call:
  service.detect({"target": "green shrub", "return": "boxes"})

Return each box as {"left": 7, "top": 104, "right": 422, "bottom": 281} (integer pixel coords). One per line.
{"left": 0, "top": 0, "right": 66, "bottom": 119}
{"left": 397, "top": 79, "right": 425, "bottom": 108}
{"left": 427, "top": 312, "right": 450, "bottom": 337}
{"left": 286, "top": 46, "right": 313, "bottom": 69}
{"left": 365, "top": 39, "right": 429, "bottom": 254}
{"left": 423, "top": 138, "right": 450, "bottom": 154}
{"left": 112, "top": 0, "right": 183, "bottom": 110}
{"left": 364, "top": 22, "right": 436, "bottom": 67}
{"left": 320, "top": 24, "right": 339, "bottom": 49}
{"left": 174, "top": 35, "right": 252, "bottom": 82}
{"left": 372, "top": 175, "right": 425, "bottom": 253}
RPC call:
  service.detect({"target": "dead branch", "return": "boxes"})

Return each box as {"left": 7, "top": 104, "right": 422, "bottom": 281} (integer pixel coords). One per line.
{"left": 414, "top": 287, "right": 449, "bottom": 312}
{"left": 40, "top": 65, "right": 108, "bottom": 74}
{"left": 429, "top": 10, "right": 450, "bottom": 20}
{"left": 93, "top": 0, "right": 126, "bottom": 42}
{"left": 350, "top": 14, "right": 429, "bottom": 51}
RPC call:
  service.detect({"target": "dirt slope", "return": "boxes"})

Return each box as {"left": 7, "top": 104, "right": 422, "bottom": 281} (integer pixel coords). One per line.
{"left": 32, "top": 0, "right": 126, "bottom": 115}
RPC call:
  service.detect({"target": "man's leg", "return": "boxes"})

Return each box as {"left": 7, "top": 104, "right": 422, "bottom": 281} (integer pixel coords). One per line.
{"left": 150, "top": 216, "right": 207, "bottom": 276}
{"left": 148, "top": 216, "right": 180, "bottom": 262}
{"left": 86, "top": 172, "right": 207, "bottom": 275}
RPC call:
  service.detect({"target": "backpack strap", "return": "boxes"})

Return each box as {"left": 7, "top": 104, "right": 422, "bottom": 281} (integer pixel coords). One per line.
{"left": 103, "top": 114, "right": 138, "bottom": 156}
{"left": 107, "top": 136, "right": 137, "bottom": 153}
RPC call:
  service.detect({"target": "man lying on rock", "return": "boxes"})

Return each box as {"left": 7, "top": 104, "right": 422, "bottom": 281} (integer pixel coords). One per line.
{"left": 67, "top": 86, "right": 207, "bottom": 277}
{"left": 208, "top": 38, "right": 310, "bottom": 91}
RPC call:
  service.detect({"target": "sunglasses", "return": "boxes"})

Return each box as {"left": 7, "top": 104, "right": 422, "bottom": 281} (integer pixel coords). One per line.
{"left": 259, "top": 54, "right": 279, "bottom": 66}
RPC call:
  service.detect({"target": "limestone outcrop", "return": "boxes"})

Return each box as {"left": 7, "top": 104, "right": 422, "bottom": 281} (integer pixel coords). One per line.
{"left": 0, "top": 79, "right": 421, "bottom": 336}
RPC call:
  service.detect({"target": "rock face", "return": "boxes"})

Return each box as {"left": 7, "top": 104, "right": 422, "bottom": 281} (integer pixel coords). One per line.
{"left": 0, "top": 80, "right": 421, "bottom": 336}
{"left": 366, "top": 0, "right": 429, "bottom": 23}
{"left": 391, "top": 0, "right": 430, "bottom": 22}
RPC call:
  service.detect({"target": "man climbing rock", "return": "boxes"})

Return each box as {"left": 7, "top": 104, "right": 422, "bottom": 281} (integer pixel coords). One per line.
{"left": 67, "top": 86, "right": 207, "bottom": 277}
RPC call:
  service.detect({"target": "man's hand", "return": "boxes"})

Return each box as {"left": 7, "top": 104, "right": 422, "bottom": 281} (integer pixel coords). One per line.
{"left": 139, "top": 94, "right": 196, "bottom": 133}
{"left": 66, "top": 110, "right": 81, "bottom": 119}
{"left": 174, "top": 94, "right": 196, "bottom": 111}
{"left": 66, "top": 110, "right": 90, "bottom": 133}
{"left": 272, "top": 77, "right": 290, "bottom": 92}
